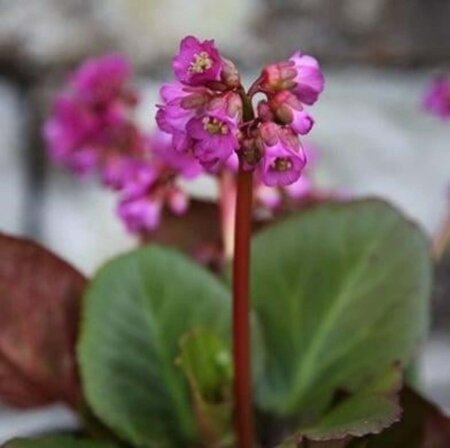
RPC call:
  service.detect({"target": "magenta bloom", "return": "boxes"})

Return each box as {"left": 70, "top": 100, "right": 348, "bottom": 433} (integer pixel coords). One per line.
{"left": 288, "top": 52, "right": 325, "bottom": 105}
{"left": 423, "top": 77, "right": 450, "bottom": 119}
{"left": 43, "top": 95, "right": 100, "bottom": 175}
{"left": 117, "top": 196, "right": 162, "bottom": 233}
{"left": 172, "top": 36, "right": 223, "bottom": 86}
{"left": 188, "top": 113, "right": 239, "bottom": 171}
{"left": 150, "top": 129, "right": 202, "bottom": 179}
{"left": 155, "top": 35, "right": 324, "bottom": 185}
{"left": 156, "top": 82, "right": 210, "bottom": 153}
{"left": 258, "top": 51, "right": 325, "bottom": 106}
{"left": 170, "top": 92, "right": 241, "bottom": 170}
{"left": 70, "top": 53, "right": 134, "bottom": 105}
{"left": 44, "top": 53, "right": 141, "bottom": 179}
{"left": 257, "top": 122, "right": 306, "bottom": 187}
{"left": 268, "top": 91, "right": 315, "bottom": 135}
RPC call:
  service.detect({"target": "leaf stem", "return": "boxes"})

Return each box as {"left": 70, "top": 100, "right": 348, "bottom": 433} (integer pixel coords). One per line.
{"left": 232, "top": 164, "right": 254, "bottom": 448}
{"left": 432, "top": 208, "right": 450, "bottom": 261}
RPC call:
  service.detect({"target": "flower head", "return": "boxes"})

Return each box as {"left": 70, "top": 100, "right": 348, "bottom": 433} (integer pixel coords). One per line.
{"left": 44, "top": 53, "right": 141, "bottom": 178}
{"left": 70, "top": 53, "right": 135, "bottom": 105}
{"left": 155, "top": 36, "right": 324, "bottom": 186}
{"left": 172, "top": 36, "right": 223, "bottom": 87}
{"left": 423, "top": 76, "right": 450, "bottom": 119}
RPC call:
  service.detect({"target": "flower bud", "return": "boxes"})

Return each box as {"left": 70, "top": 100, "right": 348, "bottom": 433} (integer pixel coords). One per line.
{"left": 221, "top": 57, "right": 241, "bottom": 89}
{"left": 269, "top": 90, "right": 314, "bottom": 135}
{"left": 257, "top": 100, "right": 275, "bottom": 122}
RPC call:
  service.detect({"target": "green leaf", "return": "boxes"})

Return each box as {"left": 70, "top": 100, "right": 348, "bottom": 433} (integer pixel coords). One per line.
{"left": 4, "top": 436, "right": 117, "bottom": 447}
{"left": 176, "top": 328, "right": 234, "bottom": 447}
{"left": 251, "top": 199, "right": 431, "bottom": 423}
{"left": 302, "top": 365, "right": 401, "bottom": 440}
{"left": 78, "top": 246, "right": 230, "bottom": 448}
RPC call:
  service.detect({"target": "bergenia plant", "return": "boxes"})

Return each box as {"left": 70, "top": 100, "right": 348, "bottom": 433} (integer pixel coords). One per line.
{"left": 1, "top": 36, "right": 450, "bottom": 448}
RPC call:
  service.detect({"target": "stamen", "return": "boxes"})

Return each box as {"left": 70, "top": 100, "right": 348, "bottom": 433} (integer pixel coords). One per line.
{"left": 272, "top": 157, "right": 292, "bottom": 171}
{"left": 189, "top": 51, "right": 213, "bottom": 74}
{"left": 202, "top": 116, "right": 229, "bottom": 135}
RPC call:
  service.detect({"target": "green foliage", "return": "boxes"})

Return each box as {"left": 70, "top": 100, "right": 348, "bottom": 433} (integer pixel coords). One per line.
{"left": 250, "top": 200, "right": 432, "bottom": 445}
{"left": 4, "top": 199, "right": 436, "bottom": 447}
{"left": 176, "top": 328, "right": 234, "bottom": 447}
{"left": 78, "top": 246, "right": 230, "bottom": 447}
{"left": 251, "top": 200, "right": 431, "bottom": 421}
{"left": 4, "top": 436, "right": 117, "bottom": 448}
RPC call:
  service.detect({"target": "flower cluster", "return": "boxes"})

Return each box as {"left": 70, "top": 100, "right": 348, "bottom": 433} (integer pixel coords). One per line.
{"left": 423, "top": 76, "right": 450, "bottom": 119}
{"left": 156, "top": 36, "right": 325, "bottom": 186}
{"left": 44, "top": 39, "right": 325, "bottom": 237}
{"left": 44, "top": 54, "right": 202, "bottom": 233}
{"left": 44, "top": 54, "right": 141, "bottom": 176}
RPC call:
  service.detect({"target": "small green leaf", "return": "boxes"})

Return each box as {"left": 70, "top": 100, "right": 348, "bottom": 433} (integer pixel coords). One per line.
{"left": 176, "top": 328, "right": 233, "bottom": 447}
{"left": 302, "top": 365, "right": 401, "bottom": 440}
{"left": 4, "top": 436, "right": 117, "bottom": 447}
{"left": 251, "top": 199, "right": 431, "bottom": 424}
{"left": 78, "top": 246, "right": 230, "bottom": 447}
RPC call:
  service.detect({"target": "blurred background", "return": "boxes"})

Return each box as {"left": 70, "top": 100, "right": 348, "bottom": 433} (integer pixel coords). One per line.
{"left": 0, "top": 0, "right": 450, "bottom": 443}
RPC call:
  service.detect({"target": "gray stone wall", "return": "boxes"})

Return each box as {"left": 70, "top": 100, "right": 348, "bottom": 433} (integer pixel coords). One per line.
{"left": 259, "top": 0, "right": 450, "bottom": 65}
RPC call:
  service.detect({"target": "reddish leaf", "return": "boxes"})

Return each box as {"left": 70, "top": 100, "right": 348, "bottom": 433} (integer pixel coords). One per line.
{"left": 0, "top": 233, "right": 86, "bottom": 409}
{"left": 363, "top": 386, "right": 450, "bottom": 448}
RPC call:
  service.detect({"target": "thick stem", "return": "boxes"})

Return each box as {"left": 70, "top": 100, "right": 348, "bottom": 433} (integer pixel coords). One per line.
{"left": 219, "top": 170, "right": 237, "bottom": 262}
{"left": 432, "top": 209, "right": 450, "bottom": 261}
{"left": 233, "top": 165, "right": 254, "bottom": 448}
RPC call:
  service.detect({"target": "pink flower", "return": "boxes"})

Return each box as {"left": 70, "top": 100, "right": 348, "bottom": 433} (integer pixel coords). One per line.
{"left": 288, "top": 52, "right": 325, "bottom": 105}
{"left": 423, "top": 77, "right": 450, "bottom": 119}
{"left": 117, "top": 195, "right": 162, "bottom": 233}
{"left": 258, "top": 52, "right": 325, "bottom": 105}
{"left": 156, "top": 82, "right": 211, "bottom": 154}
{"left": 43, "top": 95, "right": 100, "bottom": 175}
{"left": 172, "top": 36, "right": 223, "bottom": 86}
{"left": 70, "top": 53, "right": 135, "bottom": 105}
{"left": 186, "top": 92, "right": 242, "bottom": 170}
{"left": 257, "top": 122, "right": 306, "bottom": 186}
{"left": 150, "top": 129, "right": 203, "bottom": 179}
{"left": 268, "top": 91, "right": 315, "bottom": 135}
{"left": 114, "top": 160, "right": 157, "bottom": 198}
{"left": 256, "top": 184, "right": 282, "bottom": 209}
{"left": 44, "top": 53, "right": 141, "bottom": 179}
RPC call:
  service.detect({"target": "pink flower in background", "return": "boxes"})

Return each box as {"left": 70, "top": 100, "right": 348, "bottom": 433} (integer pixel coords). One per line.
{"left": 44, "top": 53, "right": 141, "bottom": 177}
{"left": 117, "top": 196, "right": 162, "bottom": 233}
{"left": 424, "top": 76, "right": 450, "bottom": 119}
{"left": 150, "top": 129, "right": 202, "bottom": 179}
{"left": 43, "top": 95, "right": 100, "bottom": 175}
{"left": 70, "top": 53, "right": 136, "bottom": 105}
{"left": 173, "top": 36, "right": 223, "bottom": 86}
{"left": 44, "top": 53, "right": 205, "bottom": 235}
